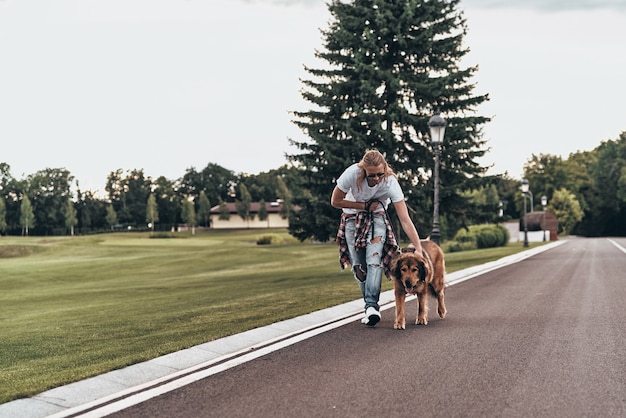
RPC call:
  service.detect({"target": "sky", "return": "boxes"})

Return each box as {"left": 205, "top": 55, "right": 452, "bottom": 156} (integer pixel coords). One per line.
{"left": 1, "top": 0, "right": 625, "bottom": 196}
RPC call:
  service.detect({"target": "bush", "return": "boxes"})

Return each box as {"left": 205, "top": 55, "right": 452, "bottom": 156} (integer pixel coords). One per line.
{"left": 450, "top": 224, "right": 509, "bottom": 250}
{"left": 444, "top": 240, "right": 477, "bottom": 253}
{"left": 256, "top": 234, "right": 284, "bottom": 245}
{"left": 149, "top": 232, "right": 179, "bottom": 239}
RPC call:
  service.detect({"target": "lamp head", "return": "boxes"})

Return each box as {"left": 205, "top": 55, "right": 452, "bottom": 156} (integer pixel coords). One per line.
{"left": 428, "top": 112, "right": 446, "bottom": 145}
{"left": 521, "top": 178, "right": 529, "bottom": 193}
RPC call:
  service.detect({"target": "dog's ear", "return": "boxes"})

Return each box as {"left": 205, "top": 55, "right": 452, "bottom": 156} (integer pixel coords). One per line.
{"left": 389, "top": 251, "right": 402, "bottom": 279}
{"left": 418, "top": 260, "right": 427, "bottom": 282}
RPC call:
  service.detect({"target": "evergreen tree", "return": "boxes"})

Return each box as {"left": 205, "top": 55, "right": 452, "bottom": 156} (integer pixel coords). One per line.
{"left": 105, "top": 204, "right": 117, "bottom": 230}
{"left": 289, "top": 0, "right": 489, "bottom": 241}
{"left": 181, "top": 197, "right": 196, "bottom": 235}
{"left": 235, "top": 184, "right": 252, "bottom": 224}
{"left": 258, "top": 199, "right": 268, "bottom": 223}
{"left": 20, "top": 194, "right": 35, "bottom": 236}
{"left": 0, "top": 197, "right": 6, "bottom": 235}
{"left": 146, "top": 193, "right": 159, "bottom": 233}
{"left": 275, "top": 176, "right": 293, "bottom": 219}
{"left": 197, "top": 191, "right": 211, "bottom": 227}
{"left": 65, "top": 198, "right": 78, "bottom": 236}
{"left": 218, "top": 199, "right": 230, "bottom": 221}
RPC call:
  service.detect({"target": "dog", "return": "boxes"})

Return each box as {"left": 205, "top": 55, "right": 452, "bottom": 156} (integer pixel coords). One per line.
{"left": 390, "top": 240, "right": 446, "bottom": 330}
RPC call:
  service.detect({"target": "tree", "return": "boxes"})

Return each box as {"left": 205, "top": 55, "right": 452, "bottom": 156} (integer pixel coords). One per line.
{"left": 586, "top": 133, "right": 626, "bottom": 235}
{"left": 19, "top": 194, "right": 35, "bottom": 236}
{"left": 0, "top": 196, "right": 6, "bottom": 235}
{"left": 523, "top": 152, "right": 593, "bottom": 215}
{"left": 235, "top": 184, "right": 252, "bottom": 226}
{"left": 152, "top": 175, "right": 179, "bottom": 231}
{"left": 181, "top": 197, "right": 196, "bottom": 235}
{"left": 550, "top": 188, "right": 583, "bottom": 235}
{"left": 27, "top": 168, "right": 74, "bottom": 235}
{"left": 0, "top": 164, "right": 23, "bottom": 234}
{"left": 275, "top": 176, "right": 293, "bottom": 219}
{"left": 180, "top": 164, "right": 237, "bottom": 207}
{"left": 105, "top": 204, "right": 118, "bottom": 230}
{"left": 146, "top": 193, "right": 159, "bottom": 233}
{"left": 218, "top": 199, "right": 230, "bottom": 221}
{"left": 65, "top": 198, "right": 78, "bottom": 236}
{"left": 258, "top": 199, "right": 268, "bottom": 224}
{"left": 461, "top": 184, "right": 501, "bottom": 224}
{"left": 288, "top": 0, "right": 489, "bottom": 241}
{"left": 75, "top": 185, "right": 97, "bottom": 233}
{"left": 105, "top": 169, "right": 151, "bottom": 226}
{"left": 197, "top": 191, "right": 211, "bottom": 228}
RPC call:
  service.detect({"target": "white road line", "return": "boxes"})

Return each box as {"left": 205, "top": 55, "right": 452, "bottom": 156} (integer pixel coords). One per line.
{"left": 608, "top": 238, "right": 626, "bottom": 254}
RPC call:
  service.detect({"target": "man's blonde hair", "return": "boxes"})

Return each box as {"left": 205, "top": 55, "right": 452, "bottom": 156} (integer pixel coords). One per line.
{"left": 356, "top": 149, "right": 396, "bottom": 192}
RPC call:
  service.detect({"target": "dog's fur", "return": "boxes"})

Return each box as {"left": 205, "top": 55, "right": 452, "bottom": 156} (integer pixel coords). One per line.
{"left": 390, "top": 240, "right": 446, "bottom": 329}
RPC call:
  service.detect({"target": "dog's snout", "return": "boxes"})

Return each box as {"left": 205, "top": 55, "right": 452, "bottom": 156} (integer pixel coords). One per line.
{"left": 404, "top": 279, "right": 412, "bottom": 289}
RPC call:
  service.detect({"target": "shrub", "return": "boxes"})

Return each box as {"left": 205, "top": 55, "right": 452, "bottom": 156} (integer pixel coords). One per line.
{"left": 444, "top": 240, "right": 477, "bottom": 253}
{"left": 256, "top": 234, "right": 284, "bottom": 245}
{"left": 150, "top": 233, "right": 179, "bottom": 239}
{"left": 450, "top": 224, "right": 509, "bottom": 250}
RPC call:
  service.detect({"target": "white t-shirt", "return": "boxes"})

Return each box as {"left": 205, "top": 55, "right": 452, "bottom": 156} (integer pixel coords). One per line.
{"left": 336, "top": 163, "right": 405, "bottom": 214}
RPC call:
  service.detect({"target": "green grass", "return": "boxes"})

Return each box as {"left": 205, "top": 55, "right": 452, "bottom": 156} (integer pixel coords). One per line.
{"left": 0, "top": 230, "right": 545, "bottom": 403}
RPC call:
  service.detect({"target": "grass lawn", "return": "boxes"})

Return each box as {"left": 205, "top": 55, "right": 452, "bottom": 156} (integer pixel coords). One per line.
{"left": 0, "top": 230, "right": 544, "bottom": 403}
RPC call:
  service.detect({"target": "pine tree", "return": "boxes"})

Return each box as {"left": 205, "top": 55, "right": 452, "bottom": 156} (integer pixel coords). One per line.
{"left": 235, "top": 184, "right": 252, "bottom": 224}
{"left": 0, "top": 197, "right": 7, "bottom": 235}
{"left": 146, "top": 193, "right": 159, "bottom": 233}
{"left": 289, "top": 0, "right": 489, "bottom": 241}
{"left": 20, "top": 194, "right": 35, "bottom": 236}
{"left": 181, "top": 198, "right": 196, "bottom": 235}
{"left": 105, "top": 204, "right": 118, "bottom": 230}
{"left": 65, "top": 198, "right": 78, "bottom": 236}
{"left": 197, "top": 191, "right": 211, "bottom": 228}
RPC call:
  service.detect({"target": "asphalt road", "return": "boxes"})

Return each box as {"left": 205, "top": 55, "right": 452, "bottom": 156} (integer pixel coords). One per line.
{"left": 109, "top": 237, "right": 626, "bottom": 418}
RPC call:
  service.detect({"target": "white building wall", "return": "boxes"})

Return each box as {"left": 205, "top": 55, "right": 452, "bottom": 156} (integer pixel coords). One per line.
{"left": 518, "top": 230, "right": 550, "bottom": 242}
{"left": 210, "top": 213, "right": 289, "bottom": 229}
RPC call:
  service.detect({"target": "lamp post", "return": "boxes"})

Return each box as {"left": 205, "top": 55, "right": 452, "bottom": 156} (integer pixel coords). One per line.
{"left": 541, "top": 195, "right": 548, "bottom": 241}
{"left": 521, "top": 178, "right": 530, "bottom": 247}
{"left": 428, "top": 112, "right": 446, "bottom": 246}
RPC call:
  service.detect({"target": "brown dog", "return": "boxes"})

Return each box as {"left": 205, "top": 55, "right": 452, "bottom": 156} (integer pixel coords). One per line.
{"left": 390, "top": 240, "right": 446, "bottom": 329}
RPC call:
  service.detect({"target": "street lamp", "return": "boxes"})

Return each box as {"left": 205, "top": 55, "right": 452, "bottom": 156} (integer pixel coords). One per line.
{"left": 521, "top": 178, "right": 530, "bottom": 247}
{"left": 541, "top": 195, "right": 548, "bottom": 241}
{"left": 428, "top": 112, "right": 446, "bottom": 246}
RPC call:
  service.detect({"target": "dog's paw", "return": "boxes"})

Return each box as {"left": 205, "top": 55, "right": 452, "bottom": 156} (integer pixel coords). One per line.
{"left": 394, "top": 321, "right": 406, "bottom": 330}
{"left": 416, "top": 317, "right": 428, "bottom": 325}
{"left": 438, "top": 307, "right": 446, "bottom": 319}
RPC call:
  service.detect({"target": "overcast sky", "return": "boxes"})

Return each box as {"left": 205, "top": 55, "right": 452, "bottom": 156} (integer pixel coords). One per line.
{"left": 1, "top": 0, "right": 625, "bottom": 195}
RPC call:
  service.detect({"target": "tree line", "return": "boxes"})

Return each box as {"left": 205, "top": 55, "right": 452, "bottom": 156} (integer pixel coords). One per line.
{"left": 0, "top": 162, "right": 299, "bottom": 236}
{"left": 0, "top": 130, "right": 624, "bottom": 238}
{"left": 2, "top": 0, "right": 624, "bottom": 239}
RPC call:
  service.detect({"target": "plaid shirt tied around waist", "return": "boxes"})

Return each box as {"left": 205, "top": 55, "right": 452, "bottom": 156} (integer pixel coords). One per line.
{"left": 336, "top": 211, "right": 399, "bottom": 280}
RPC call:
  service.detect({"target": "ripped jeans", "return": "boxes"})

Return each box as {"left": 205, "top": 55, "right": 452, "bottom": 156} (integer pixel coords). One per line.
{"left": 344, "top": 214, "right": 386, "bottom": 311}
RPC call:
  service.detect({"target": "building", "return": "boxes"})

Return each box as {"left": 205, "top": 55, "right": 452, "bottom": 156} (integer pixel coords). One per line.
{"left": 518, "top": 211, "right": 559, "bottom": 242}
{"left": 209, "top": 201, "right": 292, "bottom": 229}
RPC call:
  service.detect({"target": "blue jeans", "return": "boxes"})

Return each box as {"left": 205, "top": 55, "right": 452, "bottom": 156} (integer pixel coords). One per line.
{"left": 344, "top": 214, "right": 386, "bottom": 311}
